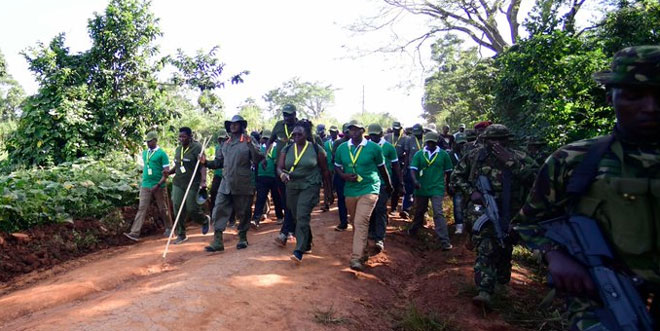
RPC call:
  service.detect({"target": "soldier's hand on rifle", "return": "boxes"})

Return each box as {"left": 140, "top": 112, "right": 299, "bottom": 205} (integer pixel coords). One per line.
{"left": 470, "top": 191, "right": 483, "bottom": 203}
{"left": 546, "top": 250, "right": 597, "bottom": 298}
{"left": 492, "top": 144, "right": 514, "bottom": 165}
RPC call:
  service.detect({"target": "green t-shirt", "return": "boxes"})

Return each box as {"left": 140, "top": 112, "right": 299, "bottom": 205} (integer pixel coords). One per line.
{"left": 173, "top": 141, "right": 203, "bottom": 188}
{"left": 334, "top": 139, "right": 384, "bottom": 197}
{"left": 375, "top": 139, "right": 398, "bottom": 185}
{"left": 324, "top": 139, "right": 335, "bottom": 171}
{"left": 213, "top": 144, "right": 223, "bottom": 177}
{"left": 271, "top": 120, "right": 295, "bottom": 157}
{"left": 141, "top": 147, "right": 170, "bottom": 189}
{"left": 259, "top": 144, "right": 277, "bottom": 178}
{"left": 410, "top": 147, "right": 453, "bottom": 197}
{"left": 284, "top": 141, "right": 323, "bottom": 189}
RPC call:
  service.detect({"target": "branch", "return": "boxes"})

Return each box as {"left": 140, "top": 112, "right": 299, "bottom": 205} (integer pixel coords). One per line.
{"left": 506, "top": 0, "right": 521, "bottom": 44}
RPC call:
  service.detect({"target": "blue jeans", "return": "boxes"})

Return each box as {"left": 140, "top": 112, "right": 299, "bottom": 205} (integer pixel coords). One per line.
{"left": 453, "top": 193, "right": 463, "bottom": 225}
{"left": 402, "top": 170, "right": 415, "bottom": 212}
{"left": 333, "top": 173, "right": 348, "bottom": 227}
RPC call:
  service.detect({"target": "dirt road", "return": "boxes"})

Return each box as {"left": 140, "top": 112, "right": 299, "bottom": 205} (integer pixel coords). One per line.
{"left": 0, "top": 206, "right": 537, "bottom": 330}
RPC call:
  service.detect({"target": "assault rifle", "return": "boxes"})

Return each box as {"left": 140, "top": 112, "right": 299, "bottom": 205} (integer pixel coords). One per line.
{"left": 541, "top": 215, "right": 655, "bottom": 331}
{"left": 472, "top": 175, "right": 506, "bottom": 247}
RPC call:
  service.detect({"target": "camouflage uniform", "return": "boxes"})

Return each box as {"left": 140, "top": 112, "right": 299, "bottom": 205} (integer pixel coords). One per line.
{"left": 513, "top": 46, "right": 660, "bottom": 330}
{"left": 450, "top": 125, "right": 538, "bottom": 298}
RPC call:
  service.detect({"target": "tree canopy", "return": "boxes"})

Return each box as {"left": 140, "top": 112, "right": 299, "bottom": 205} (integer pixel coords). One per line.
{"left": 263, "top": 77, "right": 336, "bottom": 118}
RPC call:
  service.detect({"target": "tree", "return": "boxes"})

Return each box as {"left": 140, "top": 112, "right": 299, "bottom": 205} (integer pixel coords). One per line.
{"left": 263, "top": 77, "right": 336, "bottom": 118}
{"left": 238, "top": 98, "right": 269, "bottom": 132}
{"left": 352, "top": 0, "right": 589, "bottom": 57}
{"left": 0, "top": 50, "right": 26, "bottom": 121}
{"left": 6, "top": 0, "right": 243, "bottom": 167}
{"left": 423, "top": 35, "right": 496, "bottom": 128}
{"left": 352, "top": 111, "right": 399, "bottom": 130}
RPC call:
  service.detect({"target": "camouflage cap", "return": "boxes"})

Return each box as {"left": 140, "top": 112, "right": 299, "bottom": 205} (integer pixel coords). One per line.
{"left": 593, "top": 45, "right": 660, "bottom": 87}
{"left": 525, "top": 136, "right": 546, "bottom": 146}
{"left": 481, "top": 124, "right": 513, "bottom": 139}
{"left": 423, "top": 131, "right": 439, "bottom": 143}
{"left": 367, "top": 123, "right": 383, "bottom": 135}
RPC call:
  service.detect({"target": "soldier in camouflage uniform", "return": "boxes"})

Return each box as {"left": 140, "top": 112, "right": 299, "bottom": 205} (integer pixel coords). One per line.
{"left": 450, "top": 124, "right": 538, "bottom": 308}
{"left": 524, "top": 137, "right": 549, "bottom": 165}
{"left": 513, "top": 46, "right": 660, "bottom": 330}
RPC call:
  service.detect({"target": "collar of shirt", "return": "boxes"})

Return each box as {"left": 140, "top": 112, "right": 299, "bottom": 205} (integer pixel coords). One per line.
{"left": 348, "top": 138, "right": 368, "bottom": 147}
{"left": 423, "top": 146, "right": 440, "bottom": 157}
{"left": 375, "top": 138, "right": 386, "bottom": 146}
{"left": 148, "top": 146, "right": 160, "bottom": 152}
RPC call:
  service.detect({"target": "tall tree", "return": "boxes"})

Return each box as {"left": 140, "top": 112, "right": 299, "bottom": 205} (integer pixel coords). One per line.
{"left": 263, "top": 77, "right": 336, "bottom": 118}
{"left": 238, "top": 98, "right": 268, "bottom": 131}
{"left": 0, "top": 50, "right": 26, "bottom": 121}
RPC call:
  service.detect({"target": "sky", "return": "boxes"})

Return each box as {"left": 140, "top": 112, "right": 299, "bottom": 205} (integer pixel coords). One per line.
{"left": 0, "top": 0, "right": 433, "bottom": 126}
{"left": 0, "top": 0, "right": 601, "bottom": 127}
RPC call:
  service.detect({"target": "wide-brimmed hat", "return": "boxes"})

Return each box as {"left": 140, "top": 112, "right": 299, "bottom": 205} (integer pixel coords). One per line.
{"left": 224, "top": 115, "right": 248, "bottom": 132}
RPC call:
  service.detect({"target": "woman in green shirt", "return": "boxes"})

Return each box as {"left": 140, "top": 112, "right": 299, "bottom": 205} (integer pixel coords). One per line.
{"left": 277, "top": 120, "right": 333, "bottom": 263}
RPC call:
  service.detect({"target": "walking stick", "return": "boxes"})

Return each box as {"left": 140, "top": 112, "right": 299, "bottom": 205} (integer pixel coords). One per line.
{"left": 163, "top": 137, "right": 211, "bottom": 259}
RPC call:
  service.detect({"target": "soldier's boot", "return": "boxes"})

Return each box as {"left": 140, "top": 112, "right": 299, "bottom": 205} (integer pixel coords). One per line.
{"left": 205, "top": 231, "right": 224, "bottom": 252}
{"left": 236, "top": 231, "right": 249, "bottom": 249}
{"left": 472, "top": 291, "right": 492, "bottom": 309}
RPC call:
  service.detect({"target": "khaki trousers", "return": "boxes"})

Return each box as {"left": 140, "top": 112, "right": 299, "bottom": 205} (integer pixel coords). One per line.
{"left": 345, "top": 194, "right": 379, "bottom": 261}
{"left": 129, "top": 186, "right": 172, "bottom": 236}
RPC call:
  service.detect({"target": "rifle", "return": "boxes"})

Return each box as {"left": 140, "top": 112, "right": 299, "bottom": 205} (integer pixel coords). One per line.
{"left": 472, "top": 175, "right": 506, "bottom": 247}
{"left": 541, "top": 215, "right": 655, "bottom": 331}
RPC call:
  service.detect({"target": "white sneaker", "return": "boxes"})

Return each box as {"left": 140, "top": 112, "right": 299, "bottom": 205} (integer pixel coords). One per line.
{"left": 455, "top": 224, "right": 464, "bottom": 234}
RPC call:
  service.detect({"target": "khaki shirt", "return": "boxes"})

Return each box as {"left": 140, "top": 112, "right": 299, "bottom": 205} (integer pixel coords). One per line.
{"left": 207, "top": 135, "right": 263, "bottom": 195}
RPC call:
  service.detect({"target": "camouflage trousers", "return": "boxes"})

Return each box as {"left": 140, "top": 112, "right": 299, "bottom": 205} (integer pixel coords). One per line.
{"left": 472, "top": 224, "right": 513, "bottom": 294}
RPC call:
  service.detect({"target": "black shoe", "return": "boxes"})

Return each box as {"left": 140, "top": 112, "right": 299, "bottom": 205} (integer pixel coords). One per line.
{"left": 201, "top": 215, "right": 210, "bottom": 235}
{"left": 236, "top": 240, "right": 248, "bottom": 249}
{"left": 335, "top": 224, "right": 348, "bottom": 232}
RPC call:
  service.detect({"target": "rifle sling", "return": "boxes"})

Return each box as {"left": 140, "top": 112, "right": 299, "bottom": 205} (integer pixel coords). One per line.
{"left": 565, "top": 135, "right": 615, "bottom": 201}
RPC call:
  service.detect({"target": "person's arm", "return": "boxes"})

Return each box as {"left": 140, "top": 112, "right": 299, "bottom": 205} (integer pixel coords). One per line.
{"left": 247, "top": 134, "right": 265, "bottom": 163}
{"left": 378, "top": 165, "right": 393, "bottom": 193}
{"left": 276, "top": 146, "right": 289, "bottom": 184}
{"left": 409, "top": 151, "right": 421, "bottom": 189}
{"left": 201, "top": 144, "right": 224, "bottom": 169}
{"left": 333, "top": 145, "right": 357, "bottom": 182}
{"left": 152, "top": 152, "right": 170, "bottom": 193}
{"left": 317, "top": 147, "right": 334, "bottom": 205}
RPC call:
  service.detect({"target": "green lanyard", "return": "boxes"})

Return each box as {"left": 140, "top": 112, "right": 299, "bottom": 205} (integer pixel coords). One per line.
{"left": 289, "top": 141, "right": 309, "bottom": 173}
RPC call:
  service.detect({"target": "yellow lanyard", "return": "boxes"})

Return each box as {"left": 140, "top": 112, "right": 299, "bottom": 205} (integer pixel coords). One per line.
{"left": 289, "top": 141, "right": 309, "bottom": 173}
{"left": 423, "top": 150, "right": 439, "bottom": 167}
{"left": 393, "top": 131, "right": 402, "bottom": 145}
{"left": 268, "top": 143, "right": 276, "bottom": 159}
{"left": 284, "top": 125, "right": 293, "bottom": 140}
{"left": 145, "top": 149, "right": 156, "bottom": 165}
{"left": 349, "top": 144, "right": 364, "bottom": 169}
{"left": 415, "top": 137, "right": 421, "bottom": 151}
{"left": 180, "top": 146, "right": 190, "bottom": 161}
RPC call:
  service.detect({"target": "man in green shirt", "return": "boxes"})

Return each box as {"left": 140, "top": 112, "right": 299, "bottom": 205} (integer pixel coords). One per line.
{"left": 332, "top": 123, "right": 351, "bottom": 231}
{"left": 202, "top": 115, "right": 264, "bottom": 251}
{"left": 265, "top": 104, "right": 297, "bottom": 234}
{"left": 367, "top": 124, "right": 403, "bottom": 253}
{"left": 334, "top": 121, "right": 393, "bottom": 271}
{"left": 167, "top": 127, "right": 210, "bottom": 244}
{"left": 124, "top": 131, "right": 173, "bottom": 241}
{"left": 252, "top": 130, "right": 284, "bottom": 228}
{"left": 409, "top": 132, "right": 454, "bottom": 250}
{"left": 321, "top": 125, "right": 339, "bottom": 212}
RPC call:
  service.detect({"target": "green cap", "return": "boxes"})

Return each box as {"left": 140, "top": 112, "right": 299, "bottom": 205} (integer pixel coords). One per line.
{"left": 329, "top": 125, "right": 339, "bottom": 132}
{"left": 262, "top": 130, "right": 272, "bottom": 139}
{"left": 593, "top": 45, "right": 660, "bottom": 87}
{"left": 481, "top": 124, "right": 513, "bottom": 139}
{"left": 144, "top": 131, "right": 158, "bottom": 142}
{"left": 367, "top": 123, "right": 383, "bottom": 135}
{"left": 423, "top": 132, "right": 439, "bottom": 143}
{"left": 342, "top": 122, "right": 350, "bottom": 133}
{"left": 392, "top": 121, "right": 402, "bottom": 130}
{"left": 412, "top": 123, "right": 424, "bottom": 134}
{"left": 282, "top": 104, "right": 297, "bottom": 114}
{"left": 348, "top": 120, "right": 364, "bottom": 130}
{"left": 217, "top": 128, "right": 228, "bottom": 138}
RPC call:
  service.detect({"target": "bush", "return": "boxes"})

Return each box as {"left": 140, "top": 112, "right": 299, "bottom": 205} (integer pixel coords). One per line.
{"left": 0, "top": 156, "right": 140, "bottom": 232}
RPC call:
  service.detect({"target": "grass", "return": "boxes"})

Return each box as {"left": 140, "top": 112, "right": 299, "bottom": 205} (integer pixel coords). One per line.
{"left": 395, "top": 305, "right": 459, "bottom": 331}
{"left": 312, "top": 305, "right": 348, "bottom": 326}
